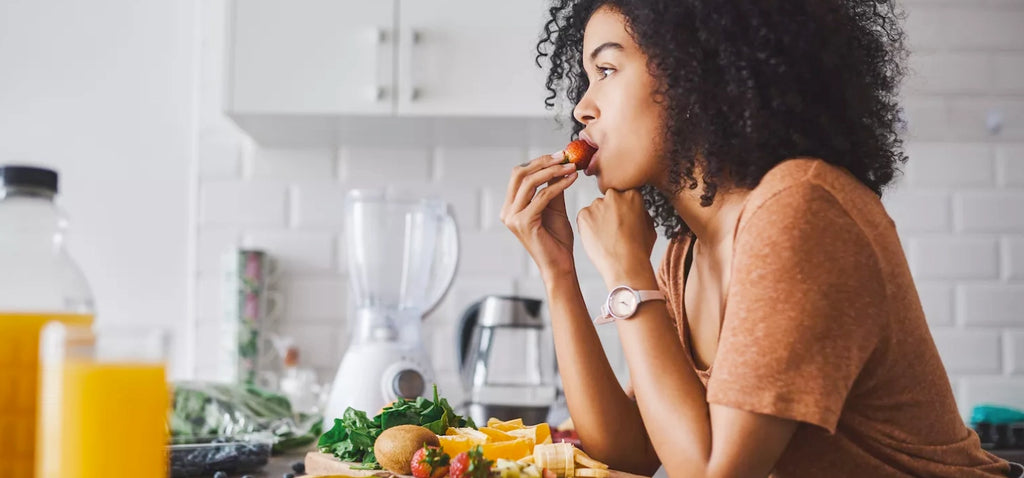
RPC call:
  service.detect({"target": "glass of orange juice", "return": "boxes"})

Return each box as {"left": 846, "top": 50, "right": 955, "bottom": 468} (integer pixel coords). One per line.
{"left": 36, "top": 323, "right": 170, "bottom": 478}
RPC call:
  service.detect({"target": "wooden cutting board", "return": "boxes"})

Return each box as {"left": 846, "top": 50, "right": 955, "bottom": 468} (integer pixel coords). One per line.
{"left": 304, "top": 452, "right": 649, "bottom": 478}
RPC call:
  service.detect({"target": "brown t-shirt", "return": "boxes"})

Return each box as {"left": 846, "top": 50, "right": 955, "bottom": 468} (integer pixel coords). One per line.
{"left": 656, "top": 158, "right": 1009, "bottom": 477}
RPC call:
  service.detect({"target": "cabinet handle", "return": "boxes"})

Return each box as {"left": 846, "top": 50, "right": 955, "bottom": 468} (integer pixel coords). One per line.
{"left": 371, "top": 27, "right": 391, "bottom": 103}
{"left": 402, "top": 28, "right": 422, "bottom": 102}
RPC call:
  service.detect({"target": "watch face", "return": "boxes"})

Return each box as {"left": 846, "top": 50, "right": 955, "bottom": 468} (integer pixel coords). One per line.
{"left": 609, "top": 288, "right": 639, "bottom": 318}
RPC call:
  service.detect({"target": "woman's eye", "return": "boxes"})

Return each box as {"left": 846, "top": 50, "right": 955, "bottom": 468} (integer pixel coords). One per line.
{"left": 597, "top": 67, "right": 615, "bottom": 80}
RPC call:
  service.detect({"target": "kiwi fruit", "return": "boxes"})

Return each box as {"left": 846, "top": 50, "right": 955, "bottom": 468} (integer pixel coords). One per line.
{"left": 374, "top": 425, "right": 440, "bottom": 475}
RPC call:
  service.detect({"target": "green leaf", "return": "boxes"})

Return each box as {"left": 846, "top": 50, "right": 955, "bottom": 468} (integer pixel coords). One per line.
{"left": 318, "top": 418, "right": 349, "bottom": 447}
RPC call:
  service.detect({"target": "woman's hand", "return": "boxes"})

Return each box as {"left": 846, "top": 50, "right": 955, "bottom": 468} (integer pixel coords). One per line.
{"left": 501, "top": 152, "right": 580, "bottom": 280}
{"left": 577, "top": 189, "right": 658, "bottom": 289}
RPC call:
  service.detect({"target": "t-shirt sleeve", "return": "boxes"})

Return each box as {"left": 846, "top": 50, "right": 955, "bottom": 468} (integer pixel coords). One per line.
{"left": 706, "top": 183, "right": 886, "bottom": 434}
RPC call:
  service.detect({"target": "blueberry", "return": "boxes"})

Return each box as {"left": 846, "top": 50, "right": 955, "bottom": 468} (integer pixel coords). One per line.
{"left": 242, "top": 475, "right": 254, "bottom": 478}
{"left": 283, "top": 474, "right": 296, "bottom": 478}
{"left": 291, "top": 460, "right": 306, "bottom": 473}
{"left": 213, "top": 472, "right": 227, "bottom": 478}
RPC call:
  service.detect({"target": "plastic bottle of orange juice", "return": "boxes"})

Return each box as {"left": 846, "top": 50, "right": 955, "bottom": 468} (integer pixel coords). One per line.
{"left": 0, "top": 165, "right": 94, "bottom": 477}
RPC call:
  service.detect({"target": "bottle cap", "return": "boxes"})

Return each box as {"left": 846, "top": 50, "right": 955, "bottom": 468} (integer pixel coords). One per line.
{"left": 0, "top": 165, "right": 59, "bottom": 194}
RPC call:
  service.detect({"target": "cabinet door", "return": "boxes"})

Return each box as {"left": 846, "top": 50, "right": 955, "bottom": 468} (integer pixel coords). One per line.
{"left": 397, "top": 0, "right": 552, "bottom": 117}
{"left": 227, "top": 0, "right": 395, "bottom": 115}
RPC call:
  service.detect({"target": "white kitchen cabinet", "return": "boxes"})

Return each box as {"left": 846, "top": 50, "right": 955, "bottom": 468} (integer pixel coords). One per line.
{"left": 227, "top": 0, "right": 395, "bottom": 115}
{"left": 396, "top": 0, "right": 551, "bottom": 117}
{"left": 226, "top": 0, "right": 552, "bottom": 120}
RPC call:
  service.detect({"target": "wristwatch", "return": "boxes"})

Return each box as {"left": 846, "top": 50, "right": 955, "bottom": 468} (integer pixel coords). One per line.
{"left": 594, "top": 285, "right": 666, "bottom": 325}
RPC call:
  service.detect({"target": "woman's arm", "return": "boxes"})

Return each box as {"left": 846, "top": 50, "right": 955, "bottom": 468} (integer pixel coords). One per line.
{"left": 543, "top": 269, "right": 661, "bottom": 476}
{"left": 497, "top": 154, "right": 661, "bottom": 474}
{"left": 577, "top": 190, "right": 799, "bottom": 478}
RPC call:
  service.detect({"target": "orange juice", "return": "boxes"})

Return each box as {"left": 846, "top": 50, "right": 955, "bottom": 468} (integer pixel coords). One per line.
{"left": 37, "top": 360, "right": 169, "bottom": 478}
{"left": 0, "top": 312, "right": 92, "bottom": 477}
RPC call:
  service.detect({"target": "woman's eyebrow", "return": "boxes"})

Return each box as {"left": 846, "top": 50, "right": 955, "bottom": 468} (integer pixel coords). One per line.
{"left": 589, "top": 42, "right": 624, "bottom": 62}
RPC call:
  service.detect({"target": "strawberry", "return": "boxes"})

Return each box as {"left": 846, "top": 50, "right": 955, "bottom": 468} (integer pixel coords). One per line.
{"left": 410, "top": 445, "right": 451, "bottom": 478}
{"left": 562, "top": 139, "right": 597, "bottom": 171}
{"left": 409, "top": 446, "right": 450, "bottom": 478}
{"left": 449, "top": 446, "right": 493, "bottom": 478}
{"left": 543, "top": 468, "right": 557, "bottom": 478}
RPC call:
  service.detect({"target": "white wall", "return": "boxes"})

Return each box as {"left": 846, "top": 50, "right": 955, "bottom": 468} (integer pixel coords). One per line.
{"left": 0, "top": 0, "right": 198, "bottom": 377}
{"left": 892, "top": 0, "right": 1024, "bottom": 415}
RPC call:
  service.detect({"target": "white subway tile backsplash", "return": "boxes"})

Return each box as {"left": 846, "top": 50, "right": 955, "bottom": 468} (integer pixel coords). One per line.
{"left": 282, "top": 277, "right": 347, "bottom": 321}
{"left": 947, "top": 98, "right": 1024, "bottom": 141}
{"left": 200, "top": 181, "right": 288, "bottom": 226}
{"left": 343, "top": 146, "right": 432, "bottom": 185}
{"left": 905, "top": 143, "right": 994, "bottom": 188}
{"left": 957, "top": 192, "right": 1024, "bottom": 232}
{"left": 434, "top": 118, "right": 530, "bottom": 148}
{"left": 459, "top": 231, "right": 527, "bottom": 276}
{"left": 276, "top": 321, "right": 343, "bottom": 369}
{"left": 993, "top": 54, "right": 1024, "bottom": 95}
{"left": 959, "top": 284, "right": 1024, "bottom": 326}
{"left": 883, "top": 191, "right": 952, "bottom": 233}
{"left": 291, "top": 182, "right": 349, "bottom": 230}
{"left": 481, "top": 187, "right": 508, "bottom": 231}
{"left": 997, "top": 145, "right": 1024, "bottom": 186}
{"left": 901, "top": 97, "right": 949, "bottom": 141}
{"left": 1006, "top": 238, "right": 1024, "bottom": 280}
{"left": 906, "top": 53, "right": 990, "bottom": 94}
{"left": 242, "top": 231, "right": 335, "bottom": 275}
{"left": 437, "top": 146, "right": 526, "bottom": 190}
{"left": 917, "top": 282, "right": 956, "bottom": 326}
{"left": 932, "top": 328, "right": 1002, "bottom": 374}
{"left": 905, "top": 7, "right": 1024, "bottom": 50}
{"left": 1006, "top": 332, "right": 1024, "bottom": 375}
{"left": 910, "top": 237, "right": 1000, "bottom": 280}
{"left": 249, "top": 148, "right": 336, "bottom": 180}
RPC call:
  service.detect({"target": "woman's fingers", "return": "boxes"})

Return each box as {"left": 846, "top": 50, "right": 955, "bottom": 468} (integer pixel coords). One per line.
{"left": 509, "top": 162, "right": 577, "bottom": 214}
{"left": 518, "top": 170, "right": 578, "bottom": 220}
{"left": 501, "top": 152, "right": 565, "bottom": 221}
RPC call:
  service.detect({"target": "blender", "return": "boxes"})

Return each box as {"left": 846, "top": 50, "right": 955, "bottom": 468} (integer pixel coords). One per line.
{"left": 324, "top": 190, "right": 459, "bottom": 421}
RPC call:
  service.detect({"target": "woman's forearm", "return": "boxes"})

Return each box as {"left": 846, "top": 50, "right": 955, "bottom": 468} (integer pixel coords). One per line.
{"left": 543, "top": 270, "right": 661, "bottom": 475}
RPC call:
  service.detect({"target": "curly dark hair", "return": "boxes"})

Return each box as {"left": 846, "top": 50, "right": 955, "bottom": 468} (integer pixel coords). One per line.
{"left": 535, "top": 0, "right": 909, "bottom": 240}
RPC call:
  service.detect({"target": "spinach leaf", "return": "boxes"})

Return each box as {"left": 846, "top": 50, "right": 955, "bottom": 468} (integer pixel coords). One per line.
{"left": 316, "top": 385, "right": 474, "bottom": 468}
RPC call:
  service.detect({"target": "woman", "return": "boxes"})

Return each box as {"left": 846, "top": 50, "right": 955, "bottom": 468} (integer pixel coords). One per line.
{"left": 501, "top": 1, "right": 1017, "bottom": 477}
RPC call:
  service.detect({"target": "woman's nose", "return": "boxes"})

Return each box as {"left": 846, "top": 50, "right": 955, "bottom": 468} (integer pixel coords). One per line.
{"left": 573, "top": 91, "right": 598, "bottom": 125}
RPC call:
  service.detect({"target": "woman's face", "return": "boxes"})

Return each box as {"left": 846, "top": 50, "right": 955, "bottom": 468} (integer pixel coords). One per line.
{"left": 573, "top": 6, "right": 666, "bottom": 193}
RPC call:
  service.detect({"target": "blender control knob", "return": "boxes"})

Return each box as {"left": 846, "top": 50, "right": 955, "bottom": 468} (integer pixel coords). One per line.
{"left": 393, "top": 369, "right": 426, "bottom": 399}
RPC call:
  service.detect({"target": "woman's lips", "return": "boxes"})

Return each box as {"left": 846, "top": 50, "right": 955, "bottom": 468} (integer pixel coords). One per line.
{"left": 585, "top": 150, "right": 600, "bottom": 176}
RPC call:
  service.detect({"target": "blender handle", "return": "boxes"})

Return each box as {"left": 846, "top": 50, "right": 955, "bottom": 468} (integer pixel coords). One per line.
{"left": 422, "top": 209, "right": 460, "bottom": 317}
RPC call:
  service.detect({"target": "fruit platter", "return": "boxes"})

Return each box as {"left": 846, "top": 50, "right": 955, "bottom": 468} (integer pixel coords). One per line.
{"left": 307, "top": 387, "right": 645, "bottom": 478}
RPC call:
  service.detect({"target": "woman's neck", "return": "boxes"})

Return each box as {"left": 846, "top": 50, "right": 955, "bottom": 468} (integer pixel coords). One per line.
{"left": 670, "top": 185, "right": 750, "bottom": 253}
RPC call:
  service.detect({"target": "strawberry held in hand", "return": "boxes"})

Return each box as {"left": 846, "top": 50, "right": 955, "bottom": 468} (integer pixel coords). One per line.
{"left": 410, "top": 445, "right": 451, "bottom": 478}
{"left": 450, "top": 446, "right": 493, "bottom": 478}
{"left": 561, "top": 139, "right": 597, "bottom": 172}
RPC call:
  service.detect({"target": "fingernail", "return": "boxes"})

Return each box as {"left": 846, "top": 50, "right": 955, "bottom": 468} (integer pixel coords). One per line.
{"left": 552, "top": 151, "right": 565, "bottom": 160}
{"left": 563, "top": 163, "right": 575, "bottom": 169}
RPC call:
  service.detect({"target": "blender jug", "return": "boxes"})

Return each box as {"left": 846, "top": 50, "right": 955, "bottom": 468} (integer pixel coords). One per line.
{"left": 325, "top": 190, "right": 458, "bottom": 420}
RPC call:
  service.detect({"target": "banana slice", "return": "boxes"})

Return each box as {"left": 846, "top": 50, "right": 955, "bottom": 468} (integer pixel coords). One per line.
{"left": 574, "top": 448, "right": 609, "bottom": 470}
{"left": 576, "top": 469, "right": 610, "bottom": 478}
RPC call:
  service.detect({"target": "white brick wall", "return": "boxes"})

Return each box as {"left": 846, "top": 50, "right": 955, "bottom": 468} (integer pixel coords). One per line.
{"left": 190, "top": 0, "right": 1024, "bottom": 418}
{"left": 894, "top": 0, "right": 1024, "bottom": 417}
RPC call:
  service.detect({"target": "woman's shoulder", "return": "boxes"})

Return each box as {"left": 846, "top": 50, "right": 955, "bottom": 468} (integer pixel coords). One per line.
{"left": 739, "top": 158, "right": 887, "bottom": 238}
